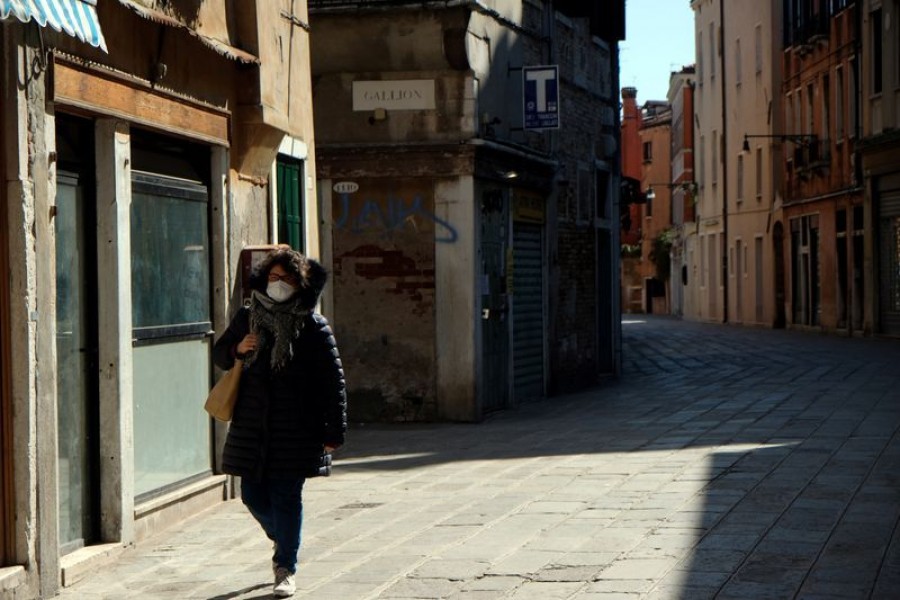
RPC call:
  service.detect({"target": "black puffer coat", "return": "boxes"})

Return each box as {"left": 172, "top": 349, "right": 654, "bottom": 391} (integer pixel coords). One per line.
{"left": 212, "top": 308, "right": 347, "bottom": 481}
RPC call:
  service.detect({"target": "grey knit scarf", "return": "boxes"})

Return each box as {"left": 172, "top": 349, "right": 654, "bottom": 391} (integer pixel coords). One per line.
{"left": 244, "top": 290, "right": 310, "bottom": 371}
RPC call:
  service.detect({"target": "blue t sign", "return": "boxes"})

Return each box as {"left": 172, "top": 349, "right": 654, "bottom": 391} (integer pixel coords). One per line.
{"left": 523, "top": 65, "right": 560, "bottom": 130}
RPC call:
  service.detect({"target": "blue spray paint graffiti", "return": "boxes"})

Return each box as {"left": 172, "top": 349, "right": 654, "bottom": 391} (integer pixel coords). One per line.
{"left": 334, "top": 194, "right": 458, "bottom": 243}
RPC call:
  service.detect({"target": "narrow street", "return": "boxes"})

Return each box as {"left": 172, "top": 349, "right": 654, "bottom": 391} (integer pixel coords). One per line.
{"left": 58, "top": 317, "right": 900, "bottom": 599}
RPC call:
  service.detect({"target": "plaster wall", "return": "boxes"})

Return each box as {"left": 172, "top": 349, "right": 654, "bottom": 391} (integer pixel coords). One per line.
{"left": 691, "top": 0, "right": 726, "bottom": 323}
{"left": 2, "top": 29, "right": 43, "bottom": 599}
{"left": 330, "top": 177, "right": 438, "bottom": 421}
{"left": 435, "top": 177, "right": 477, "bottom": 421}
{"left": 725, "top": 0, "right": 782, "bottom": 327}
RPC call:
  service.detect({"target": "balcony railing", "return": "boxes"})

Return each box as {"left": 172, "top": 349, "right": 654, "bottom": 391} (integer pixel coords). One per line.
{"left": 783, "top": 0, "right": 856, "bottom": 48}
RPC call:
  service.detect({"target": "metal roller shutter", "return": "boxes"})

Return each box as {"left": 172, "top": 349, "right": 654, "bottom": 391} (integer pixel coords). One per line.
{"left": 513, "top": 223, "right": 544, "bottom": 401}
{"left": 879, "top": 191, "right": 900, "bottom": 335}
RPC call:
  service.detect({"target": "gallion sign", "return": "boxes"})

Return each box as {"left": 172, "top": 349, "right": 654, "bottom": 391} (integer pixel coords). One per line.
{"left": 352, "top": 80, "right": 436, "bottom": 111}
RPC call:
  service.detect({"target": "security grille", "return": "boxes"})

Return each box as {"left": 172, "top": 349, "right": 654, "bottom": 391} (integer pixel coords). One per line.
{"left": 513, "top": 223, "right": 544, "bottom": 401}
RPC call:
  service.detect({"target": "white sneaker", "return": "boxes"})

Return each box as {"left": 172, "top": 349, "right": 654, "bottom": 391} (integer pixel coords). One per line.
{"left": 273, "top": 567, "right": 296, "bottom": 598}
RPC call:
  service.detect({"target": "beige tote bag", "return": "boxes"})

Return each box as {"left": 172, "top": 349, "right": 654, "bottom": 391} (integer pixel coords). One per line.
{"left": 204, "top": 360, "right": 243, "bottom": 422}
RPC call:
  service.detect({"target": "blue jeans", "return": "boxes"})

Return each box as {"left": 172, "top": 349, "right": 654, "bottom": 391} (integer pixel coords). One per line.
{"left": 241, "top": 477, "right": 306, "bottom": 574}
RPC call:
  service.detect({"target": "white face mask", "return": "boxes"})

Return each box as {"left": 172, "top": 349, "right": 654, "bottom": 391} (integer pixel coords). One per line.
{"left": 266, "top": 280, "right": 297, "bottom": 303}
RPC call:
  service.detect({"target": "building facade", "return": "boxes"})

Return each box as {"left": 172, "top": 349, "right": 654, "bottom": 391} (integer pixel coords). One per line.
{"left": 310, "top": 0, "right": 625, "bottom": 421}
{"left": 783, "top": 0, "right": 867, "bottom": 334}
{"left": 620, "top": 87, "right": 644, "bottom": 314}
{"left": 638, "top": 101, "right": 674, "bottom": 315}
{"left": 861, "top": 0, "right": 900, "bottom": 336}
{"left": 690, "top": 0, "right": 727, "bottom": 323}
{"left": 1, "top": 1, "right": 318, "bottom": 597}
{"left": 689, "top": 0, "right": 784, "bottom": 327}
{"left": 668, "top": 68, "right": 697, "bottom": 318}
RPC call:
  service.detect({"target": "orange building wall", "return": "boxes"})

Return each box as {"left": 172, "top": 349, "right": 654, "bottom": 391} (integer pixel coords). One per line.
{"left": 621, "top": 87, "right": 643, "bottom": 246}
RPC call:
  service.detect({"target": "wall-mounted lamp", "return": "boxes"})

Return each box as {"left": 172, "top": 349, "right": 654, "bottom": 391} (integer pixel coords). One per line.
{"left": 645, "top": 181, "right": 699, "bottom": 202}
{"left": 368, "top": 107, "right": 388, "bottom": 125}
{"left": 742, "top": 133, "right": 816, "bottom": 153}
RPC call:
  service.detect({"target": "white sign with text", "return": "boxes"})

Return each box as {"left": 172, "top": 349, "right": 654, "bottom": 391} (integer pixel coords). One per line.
{"left": 352, "top": 80, "right": 436, "bottom": 111}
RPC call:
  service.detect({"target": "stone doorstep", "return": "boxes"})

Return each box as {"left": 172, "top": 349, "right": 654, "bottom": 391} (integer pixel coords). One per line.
{"left": 0, "top": 565, "right": 27, "bottom": 592}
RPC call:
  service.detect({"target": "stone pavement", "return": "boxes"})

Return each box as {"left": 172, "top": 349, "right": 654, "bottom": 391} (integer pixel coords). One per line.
{"left": 57, "top": 317, "right": 900, "bottom": 599}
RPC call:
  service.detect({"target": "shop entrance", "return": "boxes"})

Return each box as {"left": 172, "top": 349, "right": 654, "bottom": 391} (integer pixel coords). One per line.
{"left": 480, "top": 189, "right": 509, "bottom": 412}
{"left": 55, "top": 115, "right": 101, "bottom": 553}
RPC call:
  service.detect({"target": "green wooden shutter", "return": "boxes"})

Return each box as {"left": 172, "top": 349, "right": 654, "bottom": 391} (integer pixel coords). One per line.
{"left": 276, "top": 157, "right": 304, "bottom": 251}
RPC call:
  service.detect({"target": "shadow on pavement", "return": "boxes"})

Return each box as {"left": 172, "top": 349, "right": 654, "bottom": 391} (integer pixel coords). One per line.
{"left": 206, "top": 582, "right": 270, "bottom": 600}
{"left": 331, "top": 316, "right": 900, "bottom": 598}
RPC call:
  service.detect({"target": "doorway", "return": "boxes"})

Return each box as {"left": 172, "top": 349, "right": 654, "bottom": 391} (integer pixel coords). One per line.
{"left": 55, "top": 115, "right": 101, "bottom": 553}
{"left": 480, "top": 189, "right": 509, "bottom": 413}
{"left": 773, "top": 221, "right": 787, "bottom": 328}
{"left": 791, "top": 215, "right": 821, "bottom": 326}
{"left": 512, "top": 220, "right": 544, "bottom": 401}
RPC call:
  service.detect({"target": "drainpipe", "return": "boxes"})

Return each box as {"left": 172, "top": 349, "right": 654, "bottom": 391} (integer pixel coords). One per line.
{"left": 719, "top": 0, "right": 729, "bottom": 323}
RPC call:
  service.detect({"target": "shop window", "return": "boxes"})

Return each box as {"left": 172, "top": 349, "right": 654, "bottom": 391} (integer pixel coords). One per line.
{"left": 129, "top": 131, "right": 213, "bottom": 499}
{"left": 131, "top": 174, "right": 210, "bottom": 337}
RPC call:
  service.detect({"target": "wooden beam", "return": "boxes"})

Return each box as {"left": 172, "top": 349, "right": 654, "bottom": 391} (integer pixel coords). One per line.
{"left": 53, "top": 60, "right": 229, "bottom": 147}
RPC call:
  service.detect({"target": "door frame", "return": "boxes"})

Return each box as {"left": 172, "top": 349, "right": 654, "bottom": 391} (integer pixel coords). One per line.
{"left": 0, "top": 71, "right": 10, "bottom": 566}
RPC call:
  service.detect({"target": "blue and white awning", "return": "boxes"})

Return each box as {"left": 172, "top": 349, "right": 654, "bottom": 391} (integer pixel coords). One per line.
{"left": 0, "top": 0, "right": 107, "bottom": 52}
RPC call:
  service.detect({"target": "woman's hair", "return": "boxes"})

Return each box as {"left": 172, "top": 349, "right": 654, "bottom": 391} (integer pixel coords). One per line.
{"left": 254, "top": 248, "right": 328, "bottom": 309}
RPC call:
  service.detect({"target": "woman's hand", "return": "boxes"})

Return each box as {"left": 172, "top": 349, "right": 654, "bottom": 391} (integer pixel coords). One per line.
{"left": 236, "top": 333, "right": 259, "bottom": 357}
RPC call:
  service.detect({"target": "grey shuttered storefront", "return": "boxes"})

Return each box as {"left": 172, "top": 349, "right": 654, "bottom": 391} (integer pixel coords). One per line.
{"left": 512, "top": 221, "right": 544, "bottom": 401}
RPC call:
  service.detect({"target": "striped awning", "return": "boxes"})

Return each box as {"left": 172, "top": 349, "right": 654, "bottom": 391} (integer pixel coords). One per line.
{"left": 0, "top": 0, "right": 107, "bottom": 52}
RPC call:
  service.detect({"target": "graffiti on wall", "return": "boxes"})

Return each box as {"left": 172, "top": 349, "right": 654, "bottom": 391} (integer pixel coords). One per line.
{"left": 334, "top": 193, "right": 458, "bottom": 243}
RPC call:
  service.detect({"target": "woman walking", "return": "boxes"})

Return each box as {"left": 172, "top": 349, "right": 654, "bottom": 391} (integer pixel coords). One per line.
{"left": 213, "top": 248, "right": 347, "bottom": 597}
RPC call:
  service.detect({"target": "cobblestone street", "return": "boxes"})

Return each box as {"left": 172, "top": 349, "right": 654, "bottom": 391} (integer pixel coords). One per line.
{"left": 58, "top": 317, "right": 900, "bottom": 599}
